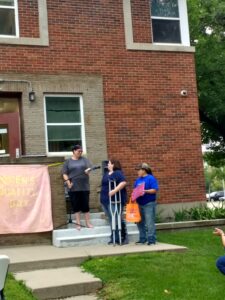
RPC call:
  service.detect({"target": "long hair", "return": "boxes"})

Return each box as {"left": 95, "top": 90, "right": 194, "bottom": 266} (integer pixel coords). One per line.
{"left": 109, "top": 158, "right": 122, "bottom": 171}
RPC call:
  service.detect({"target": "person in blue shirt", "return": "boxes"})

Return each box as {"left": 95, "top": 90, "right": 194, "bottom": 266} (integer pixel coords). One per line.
{"left": 213, "top": 227, "right": 225, "bottom": 275}
{"left": 100, "top": 159, "right": 128, "bottom": 245}
{"left": 134, "top": 163, "right": 159, "bottom": 245}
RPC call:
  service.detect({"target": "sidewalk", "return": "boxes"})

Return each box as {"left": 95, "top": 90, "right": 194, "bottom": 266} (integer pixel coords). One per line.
{"left": 0, "top": 242, "right": 187, "bottom": 272}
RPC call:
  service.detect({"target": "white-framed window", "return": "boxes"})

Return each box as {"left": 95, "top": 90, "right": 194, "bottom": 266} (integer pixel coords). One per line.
{"left": 0, "top": 0, "right": 19, "bottom": 37}
{"left": 151, "top": 0, "right": 190, "bottom": 45}
{"left": 44, "top": 95, "right": 86, "bottom": 156}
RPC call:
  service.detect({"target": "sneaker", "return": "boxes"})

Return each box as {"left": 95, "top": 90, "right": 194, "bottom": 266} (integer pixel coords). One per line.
{"left": 135, "top": 240, "right": 146, "bottom": 245}
{"left": 147, "top": 242, "right": 156, "bottom": 246}
{"left": 108, "top": 240, "right": 120, "bottom": 245}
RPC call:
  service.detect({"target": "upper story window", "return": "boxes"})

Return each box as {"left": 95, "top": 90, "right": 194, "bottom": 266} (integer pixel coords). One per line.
{"left": 0, "top": 0, "right": 19, "bottom": 37}
{"left": 44, "top": 95, "right": 86, "bottom": 156}
{"left": 151, "top": 0, "right": 188, "bottom": 45}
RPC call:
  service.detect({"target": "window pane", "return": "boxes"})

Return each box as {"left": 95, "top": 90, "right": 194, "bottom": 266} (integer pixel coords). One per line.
{"left": 0, "top": 8, "right": 15, "bottom": 35}
{"left": 47, "top": 125, "right": 82, "bottom": 152}
{"left": 152, "top": 19, "right": 181, "bottom": 43}
{"left": 0, "top": 0, "right": 14, "bottom": 6}
{"left": 151, "top": 0, "right": 179, "bottom": 18}
{"left": 46, "top": 96, "right": 81, "bottom": 123}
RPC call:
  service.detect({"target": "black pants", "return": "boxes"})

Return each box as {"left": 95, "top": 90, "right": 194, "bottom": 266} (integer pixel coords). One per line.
{"left": 69, "top": 191, "right": 90, "bottom": 213}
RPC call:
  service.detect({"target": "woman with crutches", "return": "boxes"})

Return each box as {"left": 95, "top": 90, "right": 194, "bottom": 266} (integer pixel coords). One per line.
{"left": 100, "top": 159, "right": 128, "bottom": 245}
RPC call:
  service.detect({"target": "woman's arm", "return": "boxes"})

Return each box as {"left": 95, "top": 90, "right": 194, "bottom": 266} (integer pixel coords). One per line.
{"left": 144, "top": 189, "right": 157, "bottom": 194}
{"left": 109, "top": 181, "right": 127, "bottom": 197}
{"left": 62, "top": 173, "right": 73, "bottom": 189}
{"left": 213, "top": 228, "right": 225, "bottom": 247}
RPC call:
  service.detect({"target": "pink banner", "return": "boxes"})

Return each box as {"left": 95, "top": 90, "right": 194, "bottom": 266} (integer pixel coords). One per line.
{"left": 0, "top": 165, "right": 53, "bottom": 234}
{"left": 131, "top": 183, "right": 145, "bottom": 201}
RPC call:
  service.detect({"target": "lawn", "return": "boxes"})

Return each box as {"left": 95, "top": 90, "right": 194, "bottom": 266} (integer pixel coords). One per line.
{"left": 83, "top": 229, "right": 225, "bottom": 300}
{"left": 4, "top": 273, "right": 37, "bottom": 300}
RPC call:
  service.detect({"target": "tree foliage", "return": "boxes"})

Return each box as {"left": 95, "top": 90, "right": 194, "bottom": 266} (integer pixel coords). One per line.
{"left": 187, "top": 0, "right": 225, "bottom": 167}
{"left": 204, "top": 164, "right": 225, "bottom": 192}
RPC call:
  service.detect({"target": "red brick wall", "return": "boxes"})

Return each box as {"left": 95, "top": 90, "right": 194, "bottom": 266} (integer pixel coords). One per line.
{"left": 18, "top": 0, "right": 39, "bottom": 38}
{"left": 131, "top": 0, "right": 152, "bottom": 43}
{"left": 0, "top": 0, "right": 205, "bottom": 205}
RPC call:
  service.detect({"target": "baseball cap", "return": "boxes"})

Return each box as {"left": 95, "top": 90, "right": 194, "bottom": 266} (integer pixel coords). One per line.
{"left": 135, "top": 163, "right": 152, "bottom": 174}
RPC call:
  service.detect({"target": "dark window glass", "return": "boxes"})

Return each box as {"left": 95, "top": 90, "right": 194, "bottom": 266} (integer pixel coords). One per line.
{"left": 151, "top": 0, "right": 179, "bottom": 18}
{"left": 0, "top": 124, "right": 9, "bottom": 155}
{"left": 0, "top": 8, "right": 15, "bottom": 36}
{"left": 0, "top": 0, "right": 14, "bottom": 6}
{"left": 47, "top": 125, "right": 82, "bottom": 152}
{"left": 152, "top": 19, "right": 181, "bottom": 43}
{"left": 46, "top": 97, "right": 81, "bottom": 123}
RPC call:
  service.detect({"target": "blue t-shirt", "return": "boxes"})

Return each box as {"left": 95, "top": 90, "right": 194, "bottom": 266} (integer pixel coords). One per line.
{"left": 100, "top": 170, "right": 127, "bottom": 206}
{"left": 134, "top": 175, "right": 159, "bottom": 205}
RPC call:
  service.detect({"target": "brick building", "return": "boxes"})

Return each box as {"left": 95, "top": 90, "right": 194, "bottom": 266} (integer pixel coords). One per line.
{"left": 0, "top": 0, "right": 205, "bottom": 217}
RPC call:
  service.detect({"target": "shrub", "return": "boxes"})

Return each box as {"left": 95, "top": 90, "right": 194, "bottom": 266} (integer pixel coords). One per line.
{"left": 174, "top": 205, "right": 225, "bottom": 221}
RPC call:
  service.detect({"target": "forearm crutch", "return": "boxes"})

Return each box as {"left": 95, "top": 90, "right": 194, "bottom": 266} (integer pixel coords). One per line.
{"left": 109, "top": 179, "right": 122, "bottom": 246}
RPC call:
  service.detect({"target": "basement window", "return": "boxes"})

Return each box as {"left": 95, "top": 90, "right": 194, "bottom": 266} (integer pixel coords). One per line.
{"left": 44, "top": 95, "right": 86, "bottom": 156}
{"left": 151, "top": 0, "right": 189, "bottom": 45}
{"left": 0, "top": 0, "right": 19, "bottom": 37}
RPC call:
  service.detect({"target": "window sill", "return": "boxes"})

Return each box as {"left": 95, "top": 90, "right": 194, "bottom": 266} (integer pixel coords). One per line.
{"left": 0, "top": 36, "right": 49, "bottom": 46}
{"left": 126, "top": 42, "right": 195, "bottom": 53}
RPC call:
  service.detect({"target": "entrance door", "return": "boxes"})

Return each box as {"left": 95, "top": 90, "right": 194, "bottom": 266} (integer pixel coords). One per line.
{"left": 0, "top": 96, "right": 21, "bottom": 158}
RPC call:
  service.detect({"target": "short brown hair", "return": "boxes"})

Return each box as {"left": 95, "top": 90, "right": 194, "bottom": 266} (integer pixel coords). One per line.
{"left": 109, "top": 158, "right": 122, "bottom": 171}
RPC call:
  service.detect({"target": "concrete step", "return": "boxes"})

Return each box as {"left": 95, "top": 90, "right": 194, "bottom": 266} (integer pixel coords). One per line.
{"left": 15, "top": 266, "right": 102, "bottom": 300}
{"left": 53, "top": 224, "right": 139, "bottom": 247}
{"left": 66, "top": 218, "right": 108, "bottom": 227}
{"left": 4, "top": 243, "right": 187, "bottom": 273}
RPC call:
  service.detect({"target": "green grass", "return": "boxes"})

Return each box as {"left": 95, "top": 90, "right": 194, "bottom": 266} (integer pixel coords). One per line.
{"left": 83, "top": 229, "right": 225, "bottom": 300}
{"left": 5, "top": 273, "right": 38, "bottom": 300}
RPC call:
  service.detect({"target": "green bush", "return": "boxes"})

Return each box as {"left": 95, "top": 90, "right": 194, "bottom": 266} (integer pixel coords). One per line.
{"left": 174, "top": 205, "right": 225, "bottom": 221}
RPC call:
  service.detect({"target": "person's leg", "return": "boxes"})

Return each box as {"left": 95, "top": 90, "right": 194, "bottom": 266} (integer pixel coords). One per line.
{"left": 70, "top": 192, "right": 81, "bottom": 230}
{"left": 74, "top": 212, "right": 81, "bottom": 230}
{"left": 144, "top": 202, "right": 156, "bottom": 244}
{"left": 136, "top": 205, "right": 147, "bottom": 243}
{"left": 82, "top": 191, "right": 93, "bottom": 228}
{"left": 101, "top": 203, "right": 111, "bottom": 223}
{"left": 216, "top": 256, "right": 225, "bottom": 275}
{"left": 121, "top": 218, "right": 129, "bottom": 244}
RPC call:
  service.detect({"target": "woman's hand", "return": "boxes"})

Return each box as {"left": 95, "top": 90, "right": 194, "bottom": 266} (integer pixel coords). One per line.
{"left": 67, "top": 181, "right": 73, "bottom": 189}
{"left": 213, "top": 228, "right": 224, "bottom": 236}
{"left": 84, "top": 168, "right": 91, "bottom": 175}
{"left": 109, "top": 190, "right": 116, "bottom": 197}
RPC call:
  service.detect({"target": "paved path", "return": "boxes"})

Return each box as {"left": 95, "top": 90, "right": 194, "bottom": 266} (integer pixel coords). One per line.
{"left": 0, "top": 242, "right": 187, "bottom": 269}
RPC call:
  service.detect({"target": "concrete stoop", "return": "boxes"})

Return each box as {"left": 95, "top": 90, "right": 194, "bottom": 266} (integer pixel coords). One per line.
{"left": 53, "top": 212, "right": 139, "bottom": 247}
{"left": 15, "top": 267, "right": 102, "bottom": 300}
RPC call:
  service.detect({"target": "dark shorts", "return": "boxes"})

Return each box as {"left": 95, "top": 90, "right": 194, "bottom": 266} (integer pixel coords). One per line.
{"left": 69, "top": 191, "right": 90, "bottom": 213}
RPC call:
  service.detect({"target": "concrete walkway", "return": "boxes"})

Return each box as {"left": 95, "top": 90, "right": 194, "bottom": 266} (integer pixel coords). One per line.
{"left": 0, "top": 243, "right": 187, "bottom": 299}
{"left": 1, "top": 242, "right": 187, "bottom": 272}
